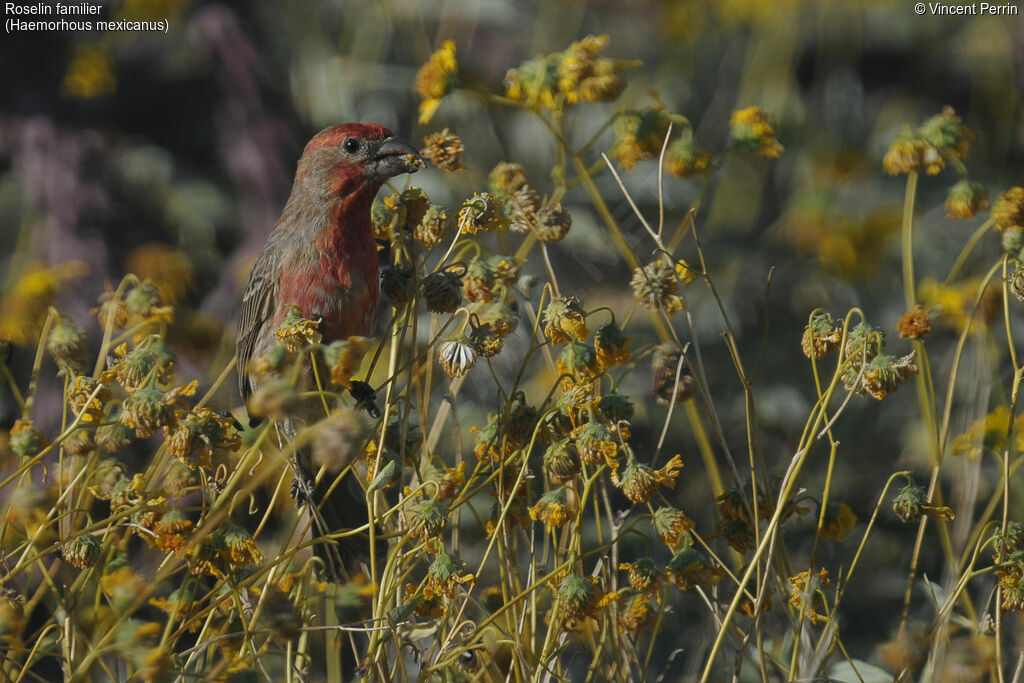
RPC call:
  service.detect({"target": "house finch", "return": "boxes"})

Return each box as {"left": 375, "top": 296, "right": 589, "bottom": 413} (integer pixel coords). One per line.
{"left": 237, "top": 122, "right": 422, "bottom": 580}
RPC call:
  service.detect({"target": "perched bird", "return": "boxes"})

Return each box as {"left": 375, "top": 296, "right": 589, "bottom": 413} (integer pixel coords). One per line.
{"left": 237, "top": 122, "right": 422, "bottom": 580}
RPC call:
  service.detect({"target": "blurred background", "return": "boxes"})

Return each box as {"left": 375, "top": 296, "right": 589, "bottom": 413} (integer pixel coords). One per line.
{"left": 1, "top": 0, "right": 1023, "bottom": 677}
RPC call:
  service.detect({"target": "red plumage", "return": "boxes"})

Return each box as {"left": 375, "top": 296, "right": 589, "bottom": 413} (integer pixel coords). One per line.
{"left": 237, "top": 122, "right": 421, "bottom": 579}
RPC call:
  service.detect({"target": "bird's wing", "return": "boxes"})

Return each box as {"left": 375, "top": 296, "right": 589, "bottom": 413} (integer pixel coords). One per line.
{"left": 236, "top": 254, "right": 279, "bottom": 405}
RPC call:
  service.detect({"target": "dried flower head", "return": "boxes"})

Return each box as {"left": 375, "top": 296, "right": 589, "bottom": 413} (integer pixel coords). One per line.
{"left": 665, "top": 135, "right": 712, "bottom": 177}
{"left": 380, "top": 263, "right": 415, "bottom": 307}
{"left": 614, "top": 454, "right": 684, "bottom": 504}
{"left": 416, "top": 40, "right": 458, "bottom": 124}
{"left": 438, "top": 338, "right": 477, "bottom": 378}
{"left": 414, "top": 204, "right": 453, "bottom": 248}
{"left": 408, "top": 497, "right": 449, "bottom": 540}
{"left": 107, "top": 340, "right": 176, "bottom": 393}
{"left": 219, "top": 523, "right": 264, "bottom": 569}
{"left": 651, "top": 341, "right": 696, "bottom": 405}
{"left": 555, "top": 571, "right": 598, "bottom": 621}
{"left": 121, "top": 381, "right": 197, "bottom": 438}
{"left": 10, "top": 419, "right": 48, "bottom": 459}
{"left": 801, "top": 311, "right": 843, "bottom": 359}
{"left": 556, "top": 35, "right": 633, "bottom": 104}
{"left": 275, "top": 307, "right": 322, "bottom": 351}
{"left": 421, "top": 269, "right": 464, "bottom": 314}
{"left": 730, "top": 106, "right": 784, "bottom": 158}
{"left": 618, "top": 592, "right": 655, "bottom": 632}
{"left": 883, "top": 132, "right": 943, "bottom": 175}
{"left": 425, "top": 551, "right": 476, "bottom": 601}
{"left": 534, "top": 201, "right": 573, "bottom": 242}
{"left": 543, "top": 295, "right": 588, "bottom": 344}
{"left": 421, "top": 129, "right": 464, "bottom": 172}
{"left": 543, "top": 438, "right": 581, "bottom": 483}
{"left": 62, "top": 533, "right": 102, "bottom": 569}
{"left": 529, "top": 486, "right": 576, "bottom": 530}
{"left": 892, "top": 479, "right": 954, "bottom": 523}
{"left": 594, "top": 321, "right": 631, "bottom": 370}
{"left": 946, "top": 180, "right": 989, "bottom": 219}
{"left": 598, "top": 391, "right": 635, "bottom": 424}
{"left": 652, "top": 506, "right": 694, "bottom": 548}
{"left": 322, "top": 336, "right": 373, "bottom": 387}
{"left": 47, "top": 317, "right": 87, "bottom": 375}
{"left": 611, "top": 107, "right": 683, "bottom": 169}
{"left": 630, "top": 259, "right": 691, "bottom": 316}
{"left": 68, "top": 375, "right": 111, "bottom": 423}
{"left": 666, "top": 547, "right": 724, "bottom": 590}
{"left": 574, "top": 418, "right": 618, "bottom": 466}
{"left": 459, "top": 193, "right": 509, "bottom": 234}
{"left": 850, "top": 351, "right": 919, "bottom": 400}
{"left": 897, "top": 306, "right": 932, "bottom": 340}
{"left": 153, "top": 509, "right": 195, "bottom": 553}
{"left": 489, "top": 162, "right": 530, "bottom": 198}
{"left": 164, "top": 407, "right": 241, "bottom": 470}
{"left": 619, "top": 558, "right": 662, "bottom": 598}
{"left": 788, "top": 568, "right": 830, "bottom": 624}
{"left": 993, "top": 187, "right": 1024, "bottom": 233}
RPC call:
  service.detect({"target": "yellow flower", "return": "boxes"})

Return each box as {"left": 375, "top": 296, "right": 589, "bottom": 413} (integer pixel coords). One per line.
{"left": 555, "top": 35, "right": 636, "bottom": 105}
{"left": 529, "top": 486, "right": 575, "bottom": 530}
{"left": 992, "top": 187, "right": 1024, "bottom": 232}
{"left": 651, "top": 506, "right": 694, "bottom": 549}
{"left": 164, "top": 407, "right": 241, "bottom": 470}
{"left": 729, "top": 106, "right": 784, "bottom": 158}
{"left": 0, "top": 261, "right": 88, "bottom": 345}
{"left": 619, "top": 558, "right": 662, "bottom": 599}
{"left": 219, "top": 523, "right": 264, "bottom": 569}
{"left": 820, "top": 501, "right": 856, "bottom": 542}
{"left": 594, "top": 321, "right": 631, "bottom": 371}
{"left": 613, "top": 454, "right": 684, "bottom": 504}
{"left": 883, "top": 132, "right": 942, "bottom": 175}
{"left": 543, "top": 295, "right": 588, "bottom": 344}
{"left": 424, "top": 551, "right": 475, "bottom": 600}
{"left": 275, "top": 307, "right": 322, "bottom": 350}
{"left": 61, "top": 45, "right": 116, "bottom": 99}
{"left": 952, "top": 407, "right": 1024, "bottom": 459}
{"left": 919, "top": 277, "right": 1000, "bottom": 333}
{"left": 610, "top": 108, "right": 675, "bottom": 169}
{"left": 416, "top": 40, "right": 458, "bottom": 124}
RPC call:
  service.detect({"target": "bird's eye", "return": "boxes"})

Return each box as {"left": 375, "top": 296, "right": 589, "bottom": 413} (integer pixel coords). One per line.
{"left": 343, "top": 138, "right": 360, "bottom": 153}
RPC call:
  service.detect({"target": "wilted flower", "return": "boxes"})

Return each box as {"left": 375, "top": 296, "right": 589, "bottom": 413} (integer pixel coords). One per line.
{"left": 820, "top": 501, "right": 857, "bottom": 541}
{"left": 893, "top": 479, "right": 955, "bottom": 524}
{"left": 665, "top": 135, "right": 712, "bottom": 177}
{"left": 153, "top": 509, "right": 194, "bottom": 553}
{"left": 630, "top": 259, "right": 691, "bottom": 316}
{"left": 598, "top": 392, "right": 635, "bottom": 424}
{"left": 416, "top": 40, "right": 458, "bottom": 124}
{"left": 618, "top": 592, "right": 655, "bottom": 632}
{"left": 489, "top": 162, "right": 530, "bottom": 198}
{"left": 849, "top": 352, "right": 919, "bottom": 400}
{"left": 651, "top": 341, "right": 696, "bottom": 405}
{"left": 322, "top": 336, "right": 373, "bottom": 387}
{"left": 897, "top": 306, "right": 932, "bottom": 340}
{"left": 729, "top": 106, "right": 783, "bottom": 158}
{"left": 379, "top": 263, "right": 415, "bottom": 307}
{"left": 543, "top": 438, "right": 581, "bottom": 483}
{"left": 543, "top": 295, "right": 588, "bottom": 344}
{"left": 529, "top": 486, "right": 575, "bottom": 529}
{"left": 408, "top": 497, "right": 449, "bottom": 540}
{"left": 275, "top": 307, "right": 321, "bottom": 350}
{"left": 107, "top": 340, "right": 176, "bottom": 392}
{"left": 666, "top": 547, "right": 724, "bottom": 590}
{"left": 220, "top": 523, "right": 264, "bottom": 569}
{"left": 555, "top": 571, "right": 599, "bottom": 621}
{"left": 421, "top": 269, "right": 464, "bottom": 314}
{"left": 574, "top": 418, "right": 618, "bottom": 466}
{"left": 47, "top": 317, "right": 87, "bottom": 376}
{"left": 415, "top": 204, "right": 453, "bottom": 248}
{"left": 459, "top": 193, "right": 509, "bottom": 234}
{"left": 992, "top": 187, "right": 1024, "bottom": 233}
{"left": 613, "top": 454, "right": 684, "bottom": 504}
{"left": 918, "top": 106, "right": 973, "bottom": 160}
{"left": 121, "top": 381, "right": 197, "bottom": 438}
{"left": 611, "top": 108, "right": 679, "bottom": 169}
{"left": 788, "top": 568, "right": 830, "bottom": 624}
{"left": 467, "top": 321, "right": 504, "bottom": 358}
{"left": 506, "top": 186, "right": 542, "bottom": 234}
{"left": 556, "top": 35, "right": 634, "bottom": 104}
{"left": 62, "top": 533, "right": 102, "bottom": 569}
{"left": 534, "top": 202, "right": 572, "bottom": 242}
{"left": 801, "top": 311, "right": 843, "bottom": 359}
{"left": 423, "top": 461, "right": 466, "bottom": 501}
{"left": 10, "top": 419, "right": 48, "bottom": 459}
{"left": 651, "top": 506, "right": 694, "bottom": 548}
{"left": 68, "top": 375, "right": 111, "bottom": 423}
{"left": 164, "top": 407, "right": 241, "bottom": 470}
{"left": 421, "top": 129, "right": 464, "bottom": 172}
{"left": 438, "top": 338, "right": 477, "bottom": 378}
{"left": 425, "top": 551, "right": 475, "bottom": 600}
{"left": 95, "top": 423, "right": 135, "bottom": 453}
{"left": 619, "top": 558, "right": 662, "bottom": 598}
{"left": 883, "top": 132, "right": 943, "bottom": 175}
{"left": 124, "top": 282, "right": 173, "bottom": 323}
{"left": 594, "top": 321, "right": 631, "bottom": 370}
{"left": 557, "top": 341, "right": 600, "bottom": 380}
{"left": 946, "top": 180, "right": 989, "bottom": 219}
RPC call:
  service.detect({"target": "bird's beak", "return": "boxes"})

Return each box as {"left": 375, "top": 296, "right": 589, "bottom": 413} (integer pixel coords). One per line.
{"left": 372, "top": 136, "right": 425, "bottom": 179}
